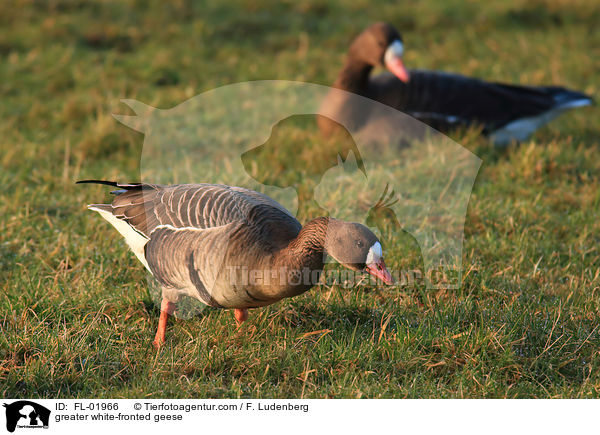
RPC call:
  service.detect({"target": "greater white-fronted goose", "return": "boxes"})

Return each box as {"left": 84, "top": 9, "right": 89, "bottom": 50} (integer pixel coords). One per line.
{"left": 319, "top": 22, "right": 593, "bottom": 145}
{"left": 78, "top": 180, "right": 393, "bottom": 347}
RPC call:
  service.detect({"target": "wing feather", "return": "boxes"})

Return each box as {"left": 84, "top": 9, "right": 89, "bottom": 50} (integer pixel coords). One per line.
{"left": 90, "top": 183, "right": 300, "bottom": 240}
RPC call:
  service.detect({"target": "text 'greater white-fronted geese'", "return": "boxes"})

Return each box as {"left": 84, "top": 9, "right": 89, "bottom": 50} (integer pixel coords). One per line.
{"left": 320, "top": 22, "right": 593, "bottom": 145}
{"left": 78, "top": 180, "right": 393, "bottom": 347}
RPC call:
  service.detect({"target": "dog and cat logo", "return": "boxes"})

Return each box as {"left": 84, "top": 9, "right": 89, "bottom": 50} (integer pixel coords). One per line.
{"left": 2, "top": 401, "right": 50, "bottom": 432}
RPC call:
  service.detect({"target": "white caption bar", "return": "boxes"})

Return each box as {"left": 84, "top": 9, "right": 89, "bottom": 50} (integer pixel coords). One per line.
{"left": 0, "top": 399, "right": 597, "bottom": 435}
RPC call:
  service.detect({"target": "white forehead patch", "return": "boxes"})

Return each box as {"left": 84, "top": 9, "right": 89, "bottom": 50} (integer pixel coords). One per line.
{"left": 384, "top": 40, "right": 404, "bottom": 63}
{"left": 366, "top": 241, "right": 383, "bottom": 265}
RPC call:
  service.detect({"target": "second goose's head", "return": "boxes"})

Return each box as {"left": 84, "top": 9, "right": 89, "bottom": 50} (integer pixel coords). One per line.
{"left": 324, "top": 219, "right": 394, "bottom": 285}
{"left": 348, "top": 22, "right": 410, "bottom": 83}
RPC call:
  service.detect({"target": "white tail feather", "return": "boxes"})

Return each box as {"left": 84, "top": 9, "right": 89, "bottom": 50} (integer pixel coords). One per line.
{"left": 89, "top": 206, "right": 151, "bottom": 272}
{"left": 490, "top": 99, "right": 591, "bottom": 146}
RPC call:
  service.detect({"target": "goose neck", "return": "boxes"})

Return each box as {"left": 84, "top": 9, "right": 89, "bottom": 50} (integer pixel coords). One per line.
{"left": 333, "top": 58, "right": 373, "bottom": 95}
{"left": 274, "top": 217, "right": 330, "bottom": 270}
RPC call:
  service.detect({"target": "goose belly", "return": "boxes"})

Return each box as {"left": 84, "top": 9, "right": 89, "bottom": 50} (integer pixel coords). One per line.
{"left": 489, "top": 108, "right": 566, "bottom": 146}
{"left": 206, "top": 263, "right": 319, "bottom": 309}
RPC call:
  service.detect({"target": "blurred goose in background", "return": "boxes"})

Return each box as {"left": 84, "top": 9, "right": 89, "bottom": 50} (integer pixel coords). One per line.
{"left": 78, "top": 180, "right": 393, "bottom": 347}
{"left": 319, "top": 22, "right": 593, "bottom": 145}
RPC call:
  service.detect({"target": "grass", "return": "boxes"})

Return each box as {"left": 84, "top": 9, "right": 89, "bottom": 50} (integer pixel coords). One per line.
{"left": 1, "top": 0, "right": 599, "bottom": 398}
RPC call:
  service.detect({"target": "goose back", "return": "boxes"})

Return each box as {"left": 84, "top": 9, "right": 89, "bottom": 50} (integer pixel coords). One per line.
{"left": 105, "top": 183, "right": 300, "bottom": 242}
{"left": 368, "top": 70, "right": 579, "bottom": 132}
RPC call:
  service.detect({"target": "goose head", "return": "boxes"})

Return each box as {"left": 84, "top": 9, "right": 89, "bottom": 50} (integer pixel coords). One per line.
{"left": 324, "top": 219, "right": 394, "bottom": 285}
{"left": 348, "top": 22, "right": 410, "bottom": 83}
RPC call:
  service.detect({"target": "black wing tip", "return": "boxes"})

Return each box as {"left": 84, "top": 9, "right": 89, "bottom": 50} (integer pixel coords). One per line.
{"left": 76, "top": 180, "right": 144, "bottom": 188}
{"left": 76, "top": 179, "right": 119, "bottom": 186}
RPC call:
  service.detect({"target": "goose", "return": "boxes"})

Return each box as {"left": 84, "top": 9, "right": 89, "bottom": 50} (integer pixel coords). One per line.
{"left": 78, "top": 180, "right": 393, "bottom": 347}
{"left": 319, "top": 22, "right": 593, "bottom": 145}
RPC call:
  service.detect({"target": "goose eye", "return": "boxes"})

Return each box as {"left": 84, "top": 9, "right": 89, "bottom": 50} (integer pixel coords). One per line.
{"left": 356, "top": 240, "right": 364, "bottom": 248}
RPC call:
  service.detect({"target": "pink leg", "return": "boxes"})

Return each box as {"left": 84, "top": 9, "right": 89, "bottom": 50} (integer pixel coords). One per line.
{"left": 152, "top": 298, "right": 176, "bottom": 348}
{"left": 234, "top": 308, "right": 248, "bottom": 326}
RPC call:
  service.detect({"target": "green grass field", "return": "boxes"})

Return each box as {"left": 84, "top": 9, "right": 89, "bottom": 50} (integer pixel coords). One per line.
{"left": 1, "top": 0, "right": 599, "bottom": 398}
